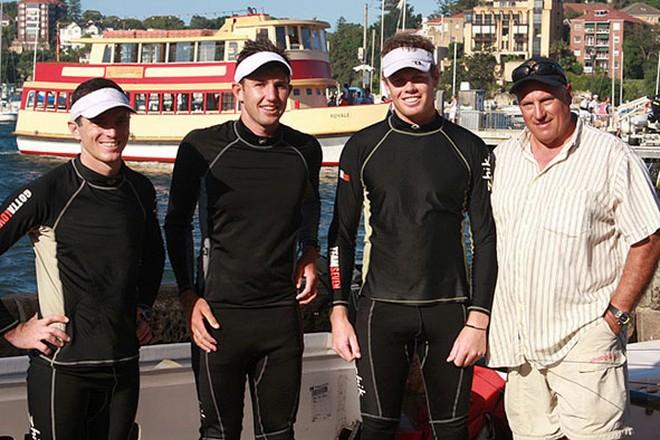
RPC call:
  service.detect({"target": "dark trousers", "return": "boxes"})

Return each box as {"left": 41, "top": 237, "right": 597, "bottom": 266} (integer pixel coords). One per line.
{"left": 193, "top": 305, "right": 304, "bottom": 440}
{"left": 355, "top": 297, "right": 473, "bottom": 440}
{"left": 27, "top": 356, "right": 139, "bottom": 440}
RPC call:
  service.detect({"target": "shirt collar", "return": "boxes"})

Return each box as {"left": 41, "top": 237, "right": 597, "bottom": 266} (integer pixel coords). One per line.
{"left": 73, "top": 155, "right": 126, "bottom": 187}
{"left": 388, "top": 110, "right": 445, "bottom": 133}
{"left": 235, "top": 118, "right": 282, "bottom": 148}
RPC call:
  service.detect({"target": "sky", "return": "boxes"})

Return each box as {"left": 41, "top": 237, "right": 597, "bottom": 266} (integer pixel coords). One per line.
{"left": 82, "top": 0, "right": 440, "bottom": 30}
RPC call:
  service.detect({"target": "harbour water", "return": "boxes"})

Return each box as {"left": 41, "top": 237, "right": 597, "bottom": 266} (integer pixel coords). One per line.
{"left": 0, "top": 123, "right": 345, "bottom": 295}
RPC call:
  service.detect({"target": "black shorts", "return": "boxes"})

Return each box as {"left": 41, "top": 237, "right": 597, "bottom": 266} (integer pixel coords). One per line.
{"left": 355, "top": 297, "right": 473, "bottom": 440}
{"left": 27, "top": 356, "right": 139, "bottom": 440}
{"left": 193, "top": 305, "right": 304, "bottom": 440}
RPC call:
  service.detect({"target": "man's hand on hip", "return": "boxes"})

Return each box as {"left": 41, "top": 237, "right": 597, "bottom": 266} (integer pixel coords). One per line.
{"left": 3, "top": 313, "right": 70, "bottom": 355}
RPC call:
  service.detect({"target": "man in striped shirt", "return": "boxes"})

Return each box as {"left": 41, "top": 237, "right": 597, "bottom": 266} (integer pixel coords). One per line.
{"left": 488, "top": 57, "right": 660, "bottom": 439}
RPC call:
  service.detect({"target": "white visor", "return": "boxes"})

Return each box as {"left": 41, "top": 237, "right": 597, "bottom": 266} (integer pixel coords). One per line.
{"left": 382, "top": 47, "right": 434, "bottom": 78}
{"left": 233, "top": 51, "right": 292, "bottom": 83}
{"left": 69, "top": 87, "right": 135, "bottom": 122}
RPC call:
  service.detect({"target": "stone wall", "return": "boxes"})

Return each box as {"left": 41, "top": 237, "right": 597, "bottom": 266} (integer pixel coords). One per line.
{"left": 0, "top": 285, "right": 332, "bottom": 358}
{"left": 635, "top": 268, "right": 660, "bottom": 341}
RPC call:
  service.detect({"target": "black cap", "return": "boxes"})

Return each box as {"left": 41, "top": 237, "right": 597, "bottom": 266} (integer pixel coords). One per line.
{"left": 510, "top": 56, "right": 568, "bottom": 95}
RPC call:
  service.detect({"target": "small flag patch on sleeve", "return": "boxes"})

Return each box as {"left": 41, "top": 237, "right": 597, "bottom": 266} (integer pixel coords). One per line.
{"left": 339, "top": 169, "right": 351, "bottom": 182}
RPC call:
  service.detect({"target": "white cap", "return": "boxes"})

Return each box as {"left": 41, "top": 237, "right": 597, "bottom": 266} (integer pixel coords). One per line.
{"left": 382, "top": 47, "right": 434, "bottom": 78}
{"left": 69, "top": 87, "right": 134, "bottom": 122}
{"left": 233, "top": 51, "right": 292, "bottom": 83}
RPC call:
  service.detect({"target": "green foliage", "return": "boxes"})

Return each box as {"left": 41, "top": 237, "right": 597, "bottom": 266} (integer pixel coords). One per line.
{"left": 464, "top": 51, "right": 497, "bottom": 91}
{"left": 189, "top": 15, "right": 226, "bottom": 29}
{"left": 549, "top": 40, "right": 583, "bottom": 75}
{"left": 568, "top": 72, "right": 615, "bottom": 100}
{"left": 82, "top": 10, "right": 104, "bottom": 23}
{"left": 143, "top": 16, "right": 185, "bottom": 30}
{"left": 439, "top": 59, "right": 466, "bottom": 96}
{"left": 623, "top": 24, "right": 660, "bottom": 80}
{"left": 328, "top": 17, "right": 363, "bottom": 87}
{"left": 65, "top": 0, "right": 81, "bottom": 22}
{"left": 432, "top": 0, "right": 479, "bottom": 17}
{"left": 16, "top": 48, "right": 55, "bottom": 82}
{"left": 2, "top": 2, "right": 17, "bottom": 19}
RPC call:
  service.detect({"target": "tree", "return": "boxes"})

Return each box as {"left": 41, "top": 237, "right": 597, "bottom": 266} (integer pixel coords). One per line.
{"left": 328, "top": 17, "right": 363, "bottom": 87}
{"left": 82, "top": 10, "right": 103, "bottom": 23}
{"left": 623, "top": 23, "right": 660, "bottom": 80}
{"left": 101, "top": 15, "right": 122, "bottom": 29}
{"left": 432, "top": 0, "right": 479, "bottom": 17}
{"left": 143, "top": 15, "right": 185, "bottom": 30}
{"left": 464, "top": 52, "right": 497, "bottom": 91}
{"left": 119, "top": 18, "right": 144, "bottom": 30}
{"left": 64, "top": 0, "right": 81, "bottom": 22}
{"left": 549, "top": 40, "right": 583, "bottom": 75}
{"left": 190, "top": 15, "right": 226, "bottom": 29}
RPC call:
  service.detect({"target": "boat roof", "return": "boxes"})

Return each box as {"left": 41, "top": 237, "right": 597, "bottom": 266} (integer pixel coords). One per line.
{"left": 73, "top": 13, "right": 330, "bottom": 44}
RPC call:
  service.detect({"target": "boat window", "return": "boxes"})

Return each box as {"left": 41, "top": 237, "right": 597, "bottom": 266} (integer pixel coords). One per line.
{"left": 293, "top": 88, "right": 300, "bottom": 96}
{"left": 301, "top": 27, "right": 311, "bottom": 50}
{"left": 306, "top": 88, "right": 313, "bottom": 96}
{"left": 148, "top": 94, "right": 160, "bottom": 113}
{"left": 227, "top": 42, "right": 239, "bottom": 61}
{"left": 287, "top": 27, "right": 300, "bottom": 50}
{"left": 115, "top": 43, "right": 138, "bottom": 63}
{"left": 192, "top": 92, "right": 204, "bottom": 112}
{"left": 316, "top": 88, "right": 321, "bottom": 95}
{"left": 102, "top": 45, "right": 112, "bottom": 63}
{"left": 311, "top": 29, "right": 321, "bottom": 51}
{"left": 221, "top": 93, "right": 235, "bottom": 112}
{"left": 134, "top": 93, "right": 147, "bottom": 113}
{"left": 198, "top": 41, "right": 224, "bottom": 62}
{"left": 319, "top": 29, "right": 327, "bottom": 52}
{"left": 57, "top": 92, "right": 68, "bottom": 110}
{"left": 46, "top": 92, "right": 56, "bottom": 111}
{"left": 169, "top": 42, "right": 194, "bottom": 62}
{"left": 257, "top": 28, "right": 269, "bottom": 41}
{"left": 206, "top": 93, "right": 220, "bottom": 112}
{"left": 177, "top": 93, "right": 190, "bottom": 112}
{"left": 36, "top": 91, "right": 46, "bottom": 111}
{"left": 142, "top": 43, "right": 166, "bottom": 63}
{"left": 162, "top": 93, "right": 174, "bottom": 112}
{"left": 275, "top": 26, "right": 286, "bottom": 50}
{"left": 26, "top": 90, "right": 35, "bottom": 110}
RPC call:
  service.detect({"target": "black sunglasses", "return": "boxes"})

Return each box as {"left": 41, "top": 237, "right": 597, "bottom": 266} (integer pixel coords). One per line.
{"left": 512, "top": 61, "right": 567, "bottom": 84}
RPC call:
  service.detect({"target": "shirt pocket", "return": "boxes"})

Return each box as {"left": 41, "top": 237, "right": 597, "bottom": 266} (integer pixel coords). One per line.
{"left": 543, "top": 190, "right": 593, "bottom": 238}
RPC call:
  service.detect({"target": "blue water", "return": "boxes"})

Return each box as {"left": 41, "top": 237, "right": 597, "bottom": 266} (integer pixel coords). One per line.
{"left": 0, "top": 125, "right": 344, "bottom": 295}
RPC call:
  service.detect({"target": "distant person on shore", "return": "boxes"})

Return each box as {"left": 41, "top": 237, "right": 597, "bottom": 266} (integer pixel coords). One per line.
{"left": 363, "top": 87, "right": 375, "bottom": 104}
{"left": 488, "top": 56, "right": 660, "bottom": 440}
{"left": 447, "top": 94, "right": 458, "bottom": 123}
{"left": 165, "top": 38, "right": 321, "bottom": 440}
{"left": 328, "top": 33, "right": 497, "bottom": 440}
{"left": 0, "top": 77, "right": 165, "bottom": 439}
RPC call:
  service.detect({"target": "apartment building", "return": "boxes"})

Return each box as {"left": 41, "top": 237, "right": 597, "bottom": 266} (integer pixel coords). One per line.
{"left": 567, "top": 4, "right": 643, "bottom": 76}
{"left": 16, "top": 0, "right": 66, "bottom": 49}
{"left": 622, "top": 2, "right": 660, "bottom": 25}
{"left": 463, "top": 0, "right": 563, "bottom": 61}
{"left": 423, "top": 13, "right": 465, "bottom": 48}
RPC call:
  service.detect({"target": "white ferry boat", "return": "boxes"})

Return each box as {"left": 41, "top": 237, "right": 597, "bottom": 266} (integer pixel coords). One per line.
{"left": 14, "top": 13, "right": 389, "bottom": 166}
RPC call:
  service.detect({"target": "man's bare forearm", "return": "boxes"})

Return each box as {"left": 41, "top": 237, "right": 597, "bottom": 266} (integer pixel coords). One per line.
{"left": 610, "top": 233, "right": 660, "bottom": 312}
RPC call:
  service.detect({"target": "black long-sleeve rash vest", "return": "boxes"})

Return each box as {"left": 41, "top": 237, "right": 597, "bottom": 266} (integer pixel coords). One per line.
{"left": 165, "top": 119, "right": 322, "bottom": 308}
{"left": 0, "top": 156, "right": 165, "bottom": 365}
{"left": 328, "top": 112, "right": 497, "bottom": 313}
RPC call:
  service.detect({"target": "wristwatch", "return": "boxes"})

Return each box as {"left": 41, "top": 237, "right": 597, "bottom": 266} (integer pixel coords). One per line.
{"left": 607, "top": 304, "right": 631, "bottom": 327}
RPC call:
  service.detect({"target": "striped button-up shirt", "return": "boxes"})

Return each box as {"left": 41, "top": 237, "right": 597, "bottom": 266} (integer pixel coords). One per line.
{"left": 487, "top": 117, "right": 660, "bottom": 368}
